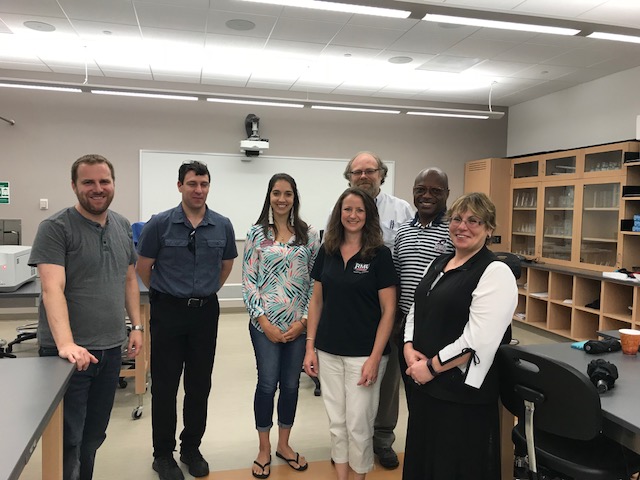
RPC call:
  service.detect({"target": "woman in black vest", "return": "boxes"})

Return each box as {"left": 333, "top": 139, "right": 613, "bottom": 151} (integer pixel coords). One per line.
{"left": 402, "top": 192, "right": 517, "bottom": 480}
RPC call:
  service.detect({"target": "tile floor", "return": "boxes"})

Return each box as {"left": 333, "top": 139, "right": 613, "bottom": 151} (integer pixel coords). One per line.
{"left": 0, "top": 314, "right": 563, "bottom": 480}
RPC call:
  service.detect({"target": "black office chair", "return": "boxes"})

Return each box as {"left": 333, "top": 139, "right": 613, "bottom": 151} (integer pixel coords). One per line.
{"left": 497, "top": 344, "right": 640, "bottom": 480}
{"left": 5, "top": 322, "right": 37, "bottom": 353}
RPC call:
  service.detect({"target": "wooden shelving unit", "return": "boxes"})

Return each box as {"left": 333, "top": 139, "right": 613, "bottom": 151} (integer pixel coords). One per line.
{"left": 516, "top": 263, "right": 640, "bottom": 340}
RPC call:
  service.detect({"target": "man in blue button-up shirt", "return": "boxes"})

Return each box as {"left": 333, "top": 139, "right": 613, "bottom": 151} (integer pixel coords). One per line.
{"left": 137, "top": 161, "right": 237, "bottom": 480}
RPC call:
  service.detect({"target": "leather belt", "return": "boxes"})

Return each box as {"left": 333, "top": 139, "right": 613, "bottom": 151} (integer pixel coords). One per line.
{"left": 151, "top": 289, "right": 215, "bottom": 308}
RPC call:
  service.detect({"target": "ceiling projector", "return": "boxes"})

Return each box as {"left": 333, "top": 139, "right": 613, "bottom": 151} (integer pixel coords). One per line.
{"left": 240, "top": 139, "right": 269, "bottom": 157}
{"left": 241, "top": 113, "right": 269, "bottom": 157}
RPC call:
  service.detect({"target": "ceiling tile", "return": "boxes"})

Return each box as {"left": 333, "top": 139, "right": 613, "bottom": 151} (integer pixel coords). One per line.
{"left": 270, "top": 17, "right": 343, "bottom": 44}
{"left": 206, "top": 9, "right": 278, "bottom": 38}
{"left": 555, "top": 67, "right": 614, "bottom": 83}
{"left": 152, "top": 73, "right": 201, "bottom": 83}
{"left": 466, "top": 59, "right": 531, "bottom": 76}
{"left": 100, "top": 68, "right": 153, "bottom": 80}
{"left": 135, "top": 3, "right": 208, "bottom": 32}
{"left": 541, "top": 47, "right": 615, "bottom": 67}
{"left": 494, "top": 42, "right": 573, "bottom": 63}
{"left": 61, "top": 0, "right": 138, "bottom": 25}
{"left": 577, "top": 0, "right": 640, "bottom": 29}
{"left": 0, "top": 0, "right": 64, "bottom": 17}
{"left": 511, "top": 0, "right": 606, "bottom": 18}
{"left": 0, "top": 61, "right": 50, "bottom": 71}
{"left": 417, "top": 55, "right": 484, "bottom": 73}
{"left": 205, "top": 33, "right": 266, "bottom": 50}
{"left": 331, "top": 24, "right": 406, "bottom": 50}
{"left": 245, "top": 80, "right": 293, "bottom": 90}
{"left": 390, "top": 22, "right": 477, "bottom": 54}
{"left": 0, "top": 18, "right": 12, "bottom": 34}
{"left": 263, "top": 39, "right": 326, "bottom": 56}
{"left": 443, "top": 37, "right": 518, "bottom": 58}
{"left": 509, "top": 63, "right": 579, "bottom": 80}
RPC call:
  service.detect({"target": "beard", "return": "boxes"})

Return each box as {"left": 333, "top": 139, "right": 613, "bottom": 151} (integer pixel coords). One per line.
{"left": 77, "top": 193, "right": 113, "bottom": 215}
{"left": 353, "top": 180, "right": 378, "bottom": 196}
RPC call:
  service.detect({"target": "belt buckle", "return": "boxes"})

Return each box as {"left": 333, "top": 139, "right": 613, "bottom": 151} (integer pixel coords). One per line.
{"left": 187, "top": 298, "right": 202, "bottom": 308}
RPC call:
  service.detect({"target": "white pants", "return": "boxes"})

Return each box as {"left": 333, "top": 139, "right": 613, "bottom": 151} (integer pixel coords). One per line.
{"left": 317, "top": 350, "right": 388, "bottom": 474}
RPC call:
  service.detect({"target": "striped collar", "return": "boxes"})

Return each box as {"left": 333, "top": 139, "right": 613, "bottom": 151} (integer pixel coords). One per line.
{"left": 410, "top": 210, "right": 447, "bottom": 228}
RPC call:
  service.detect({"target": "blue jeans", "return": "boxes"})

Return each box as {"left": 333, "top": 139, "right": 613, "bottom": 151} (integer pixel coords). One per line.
{"left": 249, "top": 323, "right": 306, "bottom": 431}
{"left": 39, "top": 346, "right": 122, "bottom": 480}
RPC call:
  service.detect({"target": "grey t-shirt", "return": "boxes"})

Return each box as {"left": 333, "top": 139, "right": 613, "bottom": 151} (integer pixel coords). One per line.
{"left": 29, "top": 207, "right": 136, "bottom": 349}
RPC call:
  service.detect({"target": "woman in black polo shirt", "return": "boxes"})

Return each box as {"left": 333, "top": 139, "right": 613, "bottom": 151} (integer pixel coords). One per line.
{"left": 304, "top": 187, "right": 398, "bottom": 480}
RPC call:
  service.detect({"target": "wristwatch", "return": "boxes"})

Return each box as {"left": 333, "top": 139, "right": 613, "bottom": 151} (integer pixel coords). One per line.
{"left": 131, "top": 325, "right": 144, "bottom": 332}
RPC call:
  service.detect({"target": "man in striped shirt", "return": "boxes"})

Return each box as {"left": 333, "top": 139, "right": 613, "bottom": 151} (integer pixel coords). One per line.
{"left": 394, "top": 168, "right": 454, "bottom": 401}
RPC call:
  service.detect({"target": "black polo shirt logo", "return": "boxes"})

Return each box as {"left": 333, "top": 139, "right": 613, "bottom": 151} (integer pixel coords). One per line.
{"left": 353, "top": 262, "right": 370, "bottom": 274}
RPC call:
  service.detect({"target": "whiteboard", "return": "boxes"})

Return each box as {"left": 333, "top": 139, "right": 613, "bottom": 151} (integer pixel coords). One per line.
{"left": 140, "top": 151, "right": 395, "bottom": 239}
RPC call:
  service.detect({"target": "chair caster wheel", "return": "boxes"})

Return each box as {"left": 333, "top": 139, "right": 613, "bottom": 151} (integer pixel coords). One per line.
{"left": 132, "top": 407, "right": 143, "bottom": 420}
{"left": 118, "top": 378, "right": 128, "bottom": 388}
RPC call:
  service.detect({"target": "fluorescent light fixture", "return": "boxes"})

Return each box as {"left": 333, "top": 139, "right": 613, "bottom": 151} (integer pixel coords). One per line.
{"left": 407, "top": 108, "right": 504, "bottom": 120}
{"left": 311, "top": 105, "right": 400, "bottom": 114}
{"left": 90, "top": 90, "right": 198, "bottom": 101}
{"left": 0, "top": 83, "right": 81, "bottom": 93}
{"left": 206, "top": 98, "right": 304, "bottom": 108}
{"left": 423, "top": 14, "right": 580, "bottom": 36}
{"left": 238, "top": 0, "right": 410, "bottom": 18}
{"left": 408, "top": 111, "right": 488, "bottom": 119}
{"left": 587, "top": 32, "right": 640, "bottom": 44}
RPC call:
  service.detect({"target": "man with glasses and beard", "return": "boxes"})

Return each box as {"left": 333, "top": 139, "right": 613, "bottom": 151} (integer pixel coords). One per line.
{"left": 136, "top": 160, "right": 237, "bottom": 480}
{"left": 336, "top": 151, "right": 414, "bottom": 470}
{"left": 30, "top": 154, "right": 143, "bottom": 480}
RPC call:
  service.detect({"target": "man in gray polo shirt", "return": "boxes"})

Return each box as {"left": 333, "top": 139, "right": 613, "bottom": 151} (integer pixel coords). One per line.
{"left": 29, "top": 154, "right": 143, "bottom": 480}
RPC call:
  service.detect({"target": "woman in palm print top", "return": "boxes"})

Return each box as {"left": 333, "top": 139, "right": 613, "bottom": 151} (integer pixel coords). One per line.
{"left": 242, "top": 173, "right": 320, "bottom": 479}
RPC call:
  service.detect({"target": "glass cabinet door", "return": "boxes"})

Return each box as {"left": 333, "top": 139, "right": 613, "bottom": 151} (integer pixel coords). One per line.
{"left": 542, "top": 185, "right": 574, "bottom": 261}
{"left": 584, "top": 150, "right": 623, "bottom": 174}
{"left": 513, "top": 160, "right": 539, "bottom": 180}
{"left": 545, "top": 155, "right": 576, "bottom": 177}
{"left": 580, "top": 183, "right": 620, "bottom": 267}
{"left": 511, "top": 187, "right": 537, "bottom": 256}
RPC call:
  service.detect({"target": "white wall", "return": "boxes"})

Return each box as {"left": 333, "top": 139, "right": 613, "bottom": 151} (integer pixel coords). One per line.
{"left": 507, "top": 65, "right": 640, "bottom": 157}
{"left": 0, "top": 88, "right": 507, "bottom": 284}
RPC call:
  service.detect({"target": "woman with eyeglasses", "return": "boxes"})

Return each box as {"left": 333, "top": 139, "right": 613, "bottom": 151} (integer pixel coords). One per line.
{"left": 242, "top": 173, "right": 320, "bottom": 479}
{"left": 304, "top": 187, "right": 398, "bottom": 480}
{"left": 401, "top": 192, "right": 517, "bottom": 480}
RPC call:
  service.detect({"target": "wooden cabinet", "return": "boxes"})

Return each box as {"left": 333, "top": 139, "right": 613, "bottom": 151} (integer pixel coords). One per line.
{"left": 516, "top": 263, "right": 640, "bottom": 340}
{"left": 507, "top": 140, "right": 639, "bottom": 271}
{"left": 464, "top": 157, "right": 510, "bottom": 251}
{"left": 465, "top": 141, "right": 640, "bottom": 339}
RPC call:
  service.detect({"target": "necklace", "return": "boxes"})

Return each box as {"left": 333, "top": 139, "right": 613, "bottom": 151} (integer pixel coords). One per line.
{"left": 272, "top": 225, "right": 292, "bottom": 243}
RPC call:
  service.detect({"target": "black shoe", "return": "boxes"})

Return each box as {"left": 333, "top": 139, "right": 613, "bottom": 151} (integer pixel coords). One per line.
{"left": 180, "top": 449, "right": 210, "bottom": 477}
{"left": 374, "top": 447, "right": 399, "bottom": 469}
{"left": 152, "top": 456, "right": 185, "bottom": 480}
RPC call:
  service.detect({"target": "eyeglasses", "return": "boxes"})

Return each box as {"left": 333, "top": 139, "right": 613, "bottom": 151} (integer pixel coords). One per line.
{"left": 450, "top": 216, "right": 485, "bottom": 229}
{"left": 349, "top": 168, "right": 380, "bottom": 177}
{"left": 187, "top": 230, "right": 196, "bottom": 254}
{"left": 413, "top": 186, "right": 448, "bottom": 197}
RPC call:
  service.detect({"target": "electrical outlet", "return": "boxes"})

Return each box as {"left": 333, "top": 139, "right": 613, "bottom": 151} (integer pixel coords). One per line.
{"left": 492, "top": 235, "right": 501, "bottom": 244}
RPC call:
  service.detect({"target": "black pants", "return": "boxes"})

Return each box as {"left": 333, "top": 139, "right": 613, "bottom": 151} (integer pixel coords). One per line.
{"left": 395, "top": 311, "right": 413, "bottom": 406}
{"left": 150, "top": 293, "right": 220, "bottom": 457}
